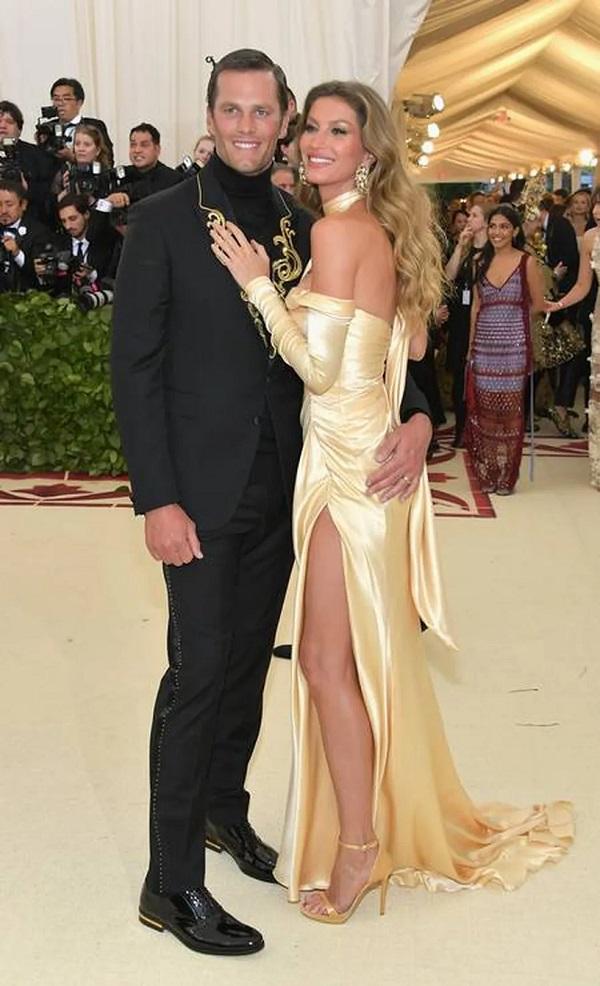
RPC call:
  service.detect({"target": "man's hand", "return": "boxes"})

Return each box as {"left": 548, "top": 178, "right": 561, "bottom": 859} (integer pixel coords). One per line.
{"left": 107, "top": 191, "right": 130, "bottom": 209}
{"left": 145, "top": 503, "right": 203, "bottom": 566}
{"left": 553, "top": 261, "right": 567, "bottom": 282}
{"left": 1, "top": 233, "right": 19, "bottom": 256}
{"left": 367, "top": 413, "right": 432, "bottom": 503}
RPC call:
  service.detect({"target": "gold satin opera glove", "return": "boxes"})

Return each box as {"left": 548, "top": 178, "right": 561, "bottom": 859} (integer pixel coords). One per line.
{"left": 245, "top": 276, "right": 354, "bottom": 395}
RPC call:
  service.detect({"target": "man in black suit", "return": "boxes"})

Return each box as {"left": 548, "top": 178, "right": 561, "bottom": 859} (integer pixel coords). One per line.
{"left": 106, "top": 123, "right": 182, "bottom": 212}
{"left": 539, "top": 194, "right": 583, "bottom": 430}
{"left": 0, "top": 101, "right": 54, "bottom": 223}
{"left": 56, "top": 192, "right": 120, "bottom": 284}
{"left": 0, "top": 180, "right": 52, "bottom": 292}
{"left": 112, "top": 48, "right": 432, "bottom": 957}
{"left": 39, "top": 77, "right": 114, "bottom": 167}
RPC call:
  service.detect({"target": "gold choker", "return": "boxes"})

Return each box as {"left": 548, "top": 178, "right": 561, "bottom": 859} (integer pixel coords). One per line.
{"left": 322, "top": 189, "right": 366, "bottom": 215}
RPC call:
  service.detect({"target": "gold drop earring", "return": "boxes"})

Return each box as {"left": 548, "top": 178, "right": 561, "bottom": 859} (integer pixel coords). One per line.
{"left": 354, "top": 162, "right": 370, "bottom": 195}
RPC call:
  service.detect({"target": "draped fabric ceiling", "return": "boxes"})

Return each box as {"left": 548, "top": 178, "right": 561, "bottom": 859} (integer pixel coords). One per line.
{"left": 395, "top": 0, "right": 600, "bottom": 182}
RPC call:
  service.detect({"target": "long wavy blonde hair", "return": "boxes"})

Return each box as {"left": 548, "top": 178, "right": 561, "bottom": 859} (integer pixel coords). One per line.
{"left": 298, "top": 81, "right": 444, "bottom": 335}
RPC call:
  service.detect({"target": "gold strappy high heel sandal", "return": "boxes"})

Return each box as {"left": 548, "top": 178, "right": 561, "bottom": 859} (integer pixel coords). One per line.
{"left": 300, "top": 838, "right": 392, "bottom": 925}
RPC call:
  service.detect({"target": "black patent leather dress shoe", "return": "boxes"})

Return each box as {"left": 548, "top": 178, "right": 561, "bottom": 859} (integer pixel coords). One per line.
{"left": 205, "top": 818, "right": 278, "bottom": 883}
{"left": 138, "top": 883, "right": 264, "bottom": 956}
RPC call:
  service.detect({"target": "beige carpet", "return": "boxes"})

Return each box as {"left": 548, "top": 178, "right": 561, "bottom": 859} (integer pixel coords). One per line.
{"left": 1, "top": 443, "right": 598, "bottom": 986}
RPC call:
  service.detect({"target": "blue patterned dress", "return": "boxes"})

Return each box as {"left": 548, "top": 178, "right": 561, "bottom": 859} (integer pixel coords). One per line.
{"left": 465, "top": 253, "right": 531, "bottom": 492}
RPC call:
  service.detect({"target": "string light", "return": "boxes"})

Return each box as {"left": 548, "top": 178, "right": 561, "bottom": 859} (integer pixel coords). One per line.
{"left": 578, "top": 148, "right": 596, "bottom": 167}
{"left": 417, "top": 153, "right": 430, "bottom": 168}
{"left": 420, "top": 139, "right": 435, "bottom": 155}
{"left": 427, "top": 122, "right": 440, "bottom": 139}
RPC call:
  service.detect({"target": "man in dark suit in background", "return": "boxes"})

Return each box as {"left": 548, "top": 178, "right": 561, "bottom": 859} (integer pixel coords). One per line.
{"left": 106, "top": 124, "right": 182, "bottom": 212}
{"left": 39, "top": 77, "right": 114, "bottom": 167}
{"left": 56, "top": 192, "right": 120, "bottom": 282}
{"left": 0, "top": 101, "right": 54, "bottom": 222}
{"left": 0, "top": 180, "right": 52, "bottom": 292}
{"left": 539, "top": 194, "right": 583, "bottom": 433}
{"left": 112, "top": 48, "right": 432, "bottom": 957}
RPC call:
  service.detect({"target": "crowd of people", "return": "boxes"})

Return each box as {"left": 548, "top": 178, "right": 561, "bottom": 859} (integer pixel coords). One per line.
{"left": 0, "top": 77, "right": 306, "bottom": 311}
{"left": 414, "top": 180, "right": 600, "bottom": 494}
{"left": 0, "top": 79, "right": 222, "bottom": 307}
{"left": 1, "top": 78, "right": 598, "bottom": 495}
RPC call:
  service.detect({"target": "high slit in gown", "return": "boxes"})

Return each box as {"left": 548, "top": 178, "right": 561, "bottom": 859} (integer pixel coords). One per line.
{"left": 244, "top": 241, "right": 573, "bottom": 904}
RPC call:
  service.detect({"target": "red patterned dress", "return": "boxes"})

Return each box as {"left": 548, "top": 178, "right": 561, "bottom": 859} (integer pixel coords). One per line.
{"left": 465, "top": 253, "right": 531, "bottom": 493}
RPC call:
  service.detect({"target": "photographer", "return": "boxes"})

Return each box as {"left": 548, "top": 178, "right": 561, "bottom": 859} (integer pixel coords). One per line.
{"left": 46, "top": 192, "right": 119, "bottom": 307}
{"left": 52, "top": 123, "right": 112, "bottom": 209}
{"left": 36, "top": 77, "right": 113, "bottom": 168}
{"left": 0, "top": 101, "right": 54, "bottom": 222}
{"left": 0, "top": 180, "right": 53, "bottom": 293}
{"left": 106, "top": 124, "right": 181, "bottom": 212}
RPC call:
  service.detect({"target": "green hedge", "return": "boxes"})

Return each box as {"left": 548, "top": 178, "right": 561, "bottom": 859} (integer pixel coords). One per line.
{"left": 0, "top": 291, "right": 126, "bottom": 475}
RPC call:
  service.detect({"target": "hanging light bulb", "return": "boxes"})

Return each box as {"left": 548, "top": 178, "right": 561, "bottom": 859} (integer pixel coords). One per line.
{"left": 561, "top": 162, "right": 572, "bottom": 173}
{"left": 490, "top": 177, "right": 496, "bottom": 185}
{"left": 592, "top": 157, "right": 599, "bottom": 167}
{"left": 516, "top": 172, "right": 524, "bottom": 179}
{"left": 548, "top": 164, "right": 556, "bottom": 173}
{"left": 427, "top": 122, "right": 440, "bottom": 139}
{"left": 529, "top": 168, "right": 539, "bottom": 177}
{"left": 578, "top": 148, "right": 596, "bottom": 167}
{"left": 432, "top": 94, "right": 445, "bottom": 112}
{"left": 417, "top": 153, "right": 430, "bottom": 168}
{"left": 420, "top": 139, "right": 435, "bottom": 155}
{"left": 508, "top": 172, "right": 517, "bottom": 181}
{"left": 497, "top": 175, "right": 505, "bottom": 183}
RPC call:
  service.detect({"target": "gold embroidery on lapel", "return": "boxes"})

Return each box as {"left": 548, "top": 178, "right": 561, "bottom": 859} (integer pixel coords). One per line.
{"left": 272, "top": 215, "right": 302, "bottom": 296}
{"left": 196, "top": 174, "right": 225, "bottom": 228}
{"left": 197, "top": 174, "right": 274, "bottom": 351}
{"left": 196, "top": 178, "right": 301, "bottom": 359}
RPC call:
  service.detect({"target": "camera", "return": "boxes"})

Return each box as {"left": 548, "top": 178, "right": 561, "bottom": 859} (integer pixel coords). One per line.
{"left": 77, "top": 283, "right": 114, "bottom": 311}
{"left": 176, "top": 155, "right": 202, "bottom": 179}
{"left": 33, "top": 242, "right": 73, "bottom": 289}
{"left": 35, "top": 106, "right": 68, "bottom": 154}
{"left": 0, "top": 137, "right": 23, "bottom": 181}
{"left": 66, "top": 161, "right": 111, "bottom": 199}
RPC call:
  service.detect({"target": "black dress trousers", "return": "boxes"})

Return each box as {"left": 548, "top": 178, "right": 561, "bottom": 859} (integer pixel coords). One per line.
{"left": 146, "top": 447, "right": 293, "bottom": 895}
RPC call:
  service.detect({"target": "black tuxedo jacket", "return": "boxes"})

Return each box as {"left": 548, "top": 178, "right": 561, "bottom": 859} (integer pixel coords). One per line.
{"left": 0, "top": 216, "right": 53, "bottom": 292}
{"left": 56, "top": 211, "right": 120, "bottom": 281}
{"left": 16, "top": 139, "right": 54, "bottom": 222}
{"left": 111, "top": 158, "right": 429, "bottom": 529}
{"left": 545, "top": 214, "right": 579, "bottom": 294}
{"left": 121, "top": 160, "right": 183, "bottom": 204}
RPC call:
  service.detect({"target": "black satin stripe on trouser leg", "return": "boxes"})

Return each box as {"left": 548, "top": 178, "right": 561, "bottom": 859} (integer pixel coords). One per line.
{"left": 146, "top": 449, "right": 293, "bottom": 895}
{"left": 206, "top": 451, "right": 294, "bottom": 825}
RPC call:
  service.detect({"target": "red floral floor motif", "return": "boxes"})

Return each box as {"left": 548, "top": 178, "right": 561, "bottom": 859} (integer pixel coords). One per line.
{"left": 0, "top": 431, "right": 496, "bottom": 518}
{"left": 1, "top": 428, "right": 587, "bottom": 515}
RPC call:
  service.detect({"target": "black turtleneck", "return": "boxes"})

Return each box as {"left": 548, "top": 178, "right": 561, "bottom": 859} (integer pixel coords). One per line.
{"left": 212, "top": 152, "right": 279, "bottom": 247}
{"left": 212, "top": 153, "right": 281, "bottom": 452}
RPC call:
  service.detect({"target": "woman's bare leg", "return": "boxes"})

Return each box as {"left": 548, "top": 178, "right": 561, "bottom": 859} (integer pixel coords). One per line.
{"left": 298, "top": 507, "right": 378, "bottom": 915}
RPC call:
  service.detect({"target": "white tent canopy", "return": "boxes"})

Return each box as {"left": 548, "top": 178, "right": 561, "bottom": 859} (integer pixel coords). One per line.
{"left": 395, "top": 0, "right": 600, "bottom": 182}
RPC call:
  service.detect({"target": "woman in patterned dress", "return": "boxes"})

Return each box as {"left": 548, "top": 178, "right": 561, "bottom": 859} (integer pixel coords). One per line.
{"left": 465, "top": 205, "right": 545, "bottom": 494}
{"left": 545, "top": 189, "right": 600, "bottom": 490}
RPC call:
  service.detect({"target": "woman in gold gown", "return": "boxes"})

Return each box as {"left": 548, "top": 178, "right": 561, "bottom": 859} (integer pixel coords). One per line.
{"left": 211, "top": 81, "right": 573, "bottom": 924}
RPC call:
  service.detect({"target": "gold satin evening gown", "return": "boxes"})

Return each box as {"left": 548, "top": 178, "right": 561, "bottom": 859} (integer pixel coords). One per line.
{"left": 244, "top": 192, "right": 573, "bottom": 903}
